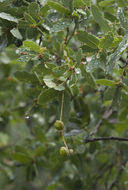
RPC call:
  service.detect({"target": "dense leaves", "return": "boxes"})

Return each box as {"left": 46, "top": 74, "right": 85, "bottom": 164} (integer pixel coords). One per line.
{"left": 0, "top": 0, "right": 128, "bottom": 190}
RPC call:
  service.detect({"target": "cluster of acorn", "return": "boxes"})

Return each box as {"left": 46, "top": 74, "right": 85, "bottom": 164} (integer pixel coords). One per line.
{"left": 54, "top": 120, "right": 74, "bottom": 156}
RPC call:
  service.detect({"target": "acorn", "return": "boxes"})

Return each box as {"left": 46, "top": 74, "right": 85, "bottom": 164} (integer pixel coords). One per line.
{"left": 69, "top": 149, "right": 74, "bottom": 155}
{"left": 54, "top": 120, "right": 64, "bottom": 131}
{"left": 59, "top": 146, "right": 69, "bottom": 156}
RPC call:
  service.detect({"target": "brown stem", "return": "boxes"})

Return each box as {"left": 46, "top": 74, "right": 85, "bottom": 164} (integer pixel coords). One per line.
{"left": 84, "top": 137, "right": 128, "bottom": 143}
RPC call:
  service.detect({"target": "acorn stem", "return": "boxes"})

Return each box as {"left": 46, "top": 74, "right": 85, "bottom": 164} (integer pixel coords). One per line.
{"left": 60, "top": 91, "right": 64, "bottom": 121}
{"left": 59, "top": 91, "right": 68, "bottom": 149}
{"left": 61, "top": 131, "right": 68, "bottom": 150}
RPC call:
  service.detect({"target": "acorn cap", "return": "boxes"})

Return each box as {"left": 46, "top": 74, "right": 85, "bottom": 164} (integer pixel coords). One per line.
{"left": 54, "top": 120, "right": 64, "bottom": 131}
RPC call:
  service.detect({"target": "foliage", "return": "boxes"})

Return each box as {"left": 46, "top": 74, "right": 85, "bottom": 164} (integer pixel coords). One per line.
{"left": 0, "top": 0, "right": 128, "bottom": 189}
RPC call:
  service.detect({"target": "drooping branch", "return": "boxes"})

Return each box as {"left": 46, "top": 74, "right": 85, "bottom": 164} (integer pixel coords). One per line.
{"left": 84, "top": 137, "right": 128, "bottom": 144}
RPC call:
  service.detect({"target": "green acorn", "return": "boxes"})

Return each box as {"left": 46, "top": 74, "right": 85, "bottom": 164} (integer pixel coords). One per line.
{"left": 59, "top": 146, "right": 69, "bottom": 156}
{"left": 54, "top": 120, "right": 64, "bottom": 131}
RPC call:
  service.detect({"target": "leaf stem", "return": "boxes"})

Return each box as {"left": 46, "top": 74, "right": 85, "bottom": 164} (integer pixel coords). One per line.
{"left": 37, "top": 26, "right": 44, "bottom": 35}
{"left": 34, "top": 71, "right": 42, "bottom": 85}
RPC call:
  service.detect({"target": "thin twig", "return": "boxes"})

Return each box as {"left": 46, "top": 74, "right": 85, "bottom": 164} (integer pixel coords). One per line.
{"left": 84, "top": 137, "right": 128, "bottom": 143}
{"left": 39, "top": 35, "right": 42, "bottom": 46}
{"left": 60, "top": 91, "right": 64, "bottom": 121}
{"left": 65, "top": 20, "right": 78, "bottom": 45}
{"left": 64, "top": 27, "right": 70, "bottom": 44}
{"left": 61, "top": 131, "right": 68, "bottom": 149}
{"left": 90, "top": 102, "right": 113, "bottom": 136}
{"left": 37, "top": 26, "right": 44, "bottom": 35}
{"left": 59, "top": 91, "right": 68, "bottom": 149}
{"left": 107, "top": 160, "right": 128, "bottom": 190}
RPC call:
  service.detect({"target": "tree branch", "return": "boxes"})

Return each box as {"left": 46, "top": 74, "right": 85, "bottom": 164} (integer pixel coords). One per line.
{"left": 107, "top": 160, "right": 128, "bottom": 190}
{"left": 84, "top": 137, "right": 128, "bottom": 144}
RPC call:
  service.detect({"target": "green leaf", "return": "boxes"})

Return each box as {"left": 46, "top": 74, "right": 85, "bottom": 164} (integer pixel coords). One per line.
{"left": 28, "top": 2, "right": 39, "bottom": 17}
{"left": 0, "top": 35, "right": 7, "bottom": 52}
{"left": 15, "top": 146, "right": 32, "bottom": 157}
{"left": 54, "top": 84, "right": 65, "bottom": 91}
{"left": 76, "top": 48, "right": 82, "bottom": 64}
{"left": 77, "top": 30, "right": 99, "bottom": 49}
{"left": 116, "top": 0, "right": 128, "bottom": 7}
{"left": 74, "top": 0, "right": 86, "bottom": 8}
{"left": 23, "top": 40, "right": 40, "bottom": 53}
{"left": 86, "top": 55, "right": 100, "bottom": 72}
{"left": 43, "top": 75, "right": 56, "bottom": 88}
{"left": 34, "top": 127, "right": 47, "bottom": 143}
{"left": 24, "top": 12, "right": 36, "bottom": 24}
{"left": 58, "top": 90, "right": 71, "bottom": 123}
{"left": 104, "top": 12, "right": 118, "bottom": 22}
{"left": 110, "top": 36, "right": 122, "bottom": 48}
{"left": 40, "top": 4, "right": 50, "bottom": 16}
{"left": 47, "top": 1, "right": 70, "bottom": 15}
{"left": 11, "top": 153, "right": 32, "bottom": 164}
{"left": 0, "top": 12, "right": 18, "bottom": 23}
{"left": 34, "top": 145, "right": 46, "bottom": 157}
{"left": 114, "top": 119, "right": 128, "bottom": 134}
{"left": 108, "top": 34, "right": 128, "bottom": 71}
{"left": 99, "top": 0, "right": 115, "bottom": 7}
{"left": 50, "top": 19, "right": 71, "bottom": 33}
{"left": 52, "top": 65, "right": 68, "bottom": 77}
{"left": 46, "top": 184, "right": 58, "bottom": 190}
{"left": 117, "top": 7, "right": 128, "bottom": 30}
{"left": 10, "top": 28, "right": 23, "bottom": 40}
{"left": 81, "top": 65, "right": 97, "bottom": 88}
{"left": 43, "top": 75, "right": 65, "bottom": 91}
{"left": 0, "top": 132, "right": 8, "bottom": 147}
{"left": 91, "top": 5, "right": 111, "bottom": 32}
{"left": 14, "top": 71, "right": 39, "bottom": 84}
{"left": 95, "top": 79, "right": 117, "bottom": 86}
{"left": 38, "top": 88, "right": 58, "bottom": 106}
{"left": 121, "top": 82, "right": 128, "bottom": 92}
{"left": 99, "top": 32, "right": 114, "bottom": 49}
{"left": 81, "top": 45, "right": 98, "bottom": 53}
